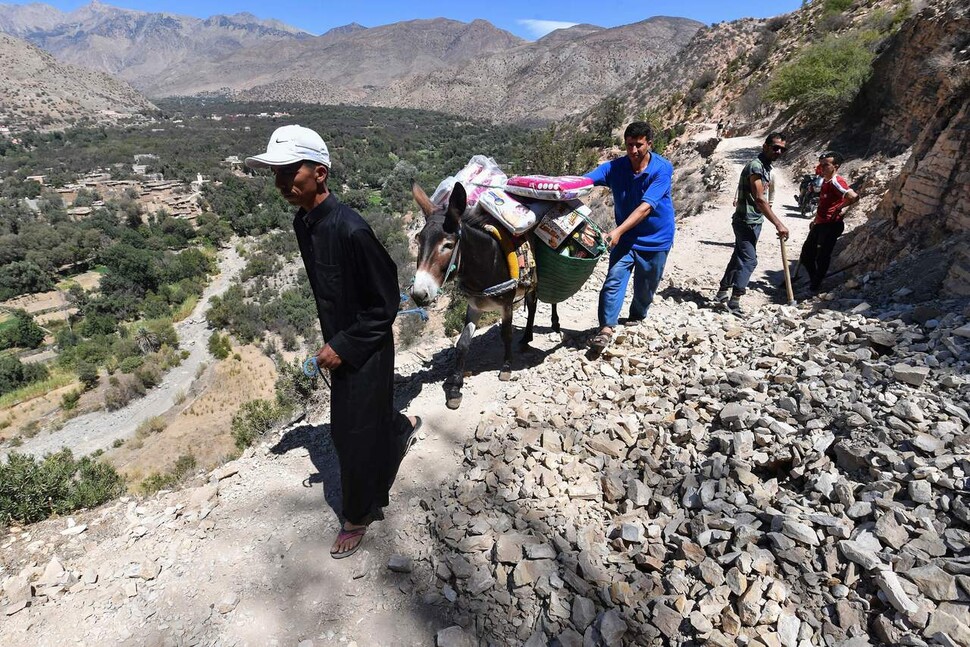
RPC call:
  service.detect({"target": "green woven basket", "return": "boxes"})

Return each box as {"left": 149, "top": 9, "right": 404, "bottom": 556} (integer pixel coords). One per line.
{"left": 534, "top": 221, "right": 606, "bottom": 304}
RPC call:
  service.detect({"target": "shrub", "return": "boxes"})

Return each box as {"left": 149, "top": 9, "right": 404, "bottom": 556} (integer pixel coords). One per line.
{"left": 0, "top": 310, "right": 45, "bottom": 350}
{"left": 0, "top": 355, "right": 49, "bottom": 397}
{"left": 207, "top": 332, "right": 232, "bottom": 360}
{"left": 135, "top": 416, "right": 166, "bottom": 439}
{"left": 134, "top": 363, "right": 162, "bottom": 390}
{"left": 766, "top": 33, "right": 876, "bottom": 118}
{"left": 21, "top": 420, "right": 40, "bottom": 438}
{"left": 77, "top": 361, "right": 99, "bottom": 389}
{"left": 398, "top": 314, "right": 426, "bottom": 349}
{"left": 119, "top": 355, "right": 144, "bottom": 373}
{"left": 139, "top": 453, "right": 196, "bottom": 495}
{"left": 765, "top": 15, "right": 788, "bottom": 32}
{"left": 61, "top": 389, "right": 81, "bottom": 411}
{"left": 231, "top": 399, "right": 280, "bottom": 449}
{"left": 444, "top": 291, "right": 469, "bottom": 337}
{"left": 274, "top": 360, "right": 315, "bottom": 421}
{"left": 0, "top": 449, "right": 125, "bottom": 526}
{"left": 823, "top": 0, "right": 854, "bottom": 13}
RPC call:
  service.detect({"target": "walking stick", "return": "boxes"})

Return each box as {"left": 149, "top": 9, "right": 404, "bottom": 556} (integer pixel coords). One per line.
{"left": 779, "top": 237, "right": 796, "bottom": 305}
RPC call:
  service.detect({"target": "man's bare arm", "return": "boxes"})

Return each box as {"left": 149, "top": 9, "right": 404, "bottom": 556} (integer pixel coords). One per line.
{"left": 751, "top": 175, "right": 789, "bottom": 240}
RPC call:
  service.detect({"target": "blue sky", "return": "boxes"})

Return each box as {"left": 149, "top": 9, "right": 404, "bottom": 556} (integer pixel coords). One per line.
{"left": 11, "top": 0, "right": 804, "bottom": 39}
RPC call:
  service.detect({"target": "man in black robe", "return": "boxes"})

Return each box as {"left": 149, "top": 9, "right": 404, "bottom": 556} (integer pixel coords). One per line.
{"left": 246, "top": 125, "right": 421, "bottom": 559}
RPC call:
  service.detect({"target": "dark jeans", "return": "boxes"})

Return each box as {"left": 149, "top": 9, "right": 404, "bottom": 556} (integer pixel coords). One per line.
{"left": 719, "top": 221, "right": 762, "bottom": 295}
{"left": 799, "top": 220, "right": 844, "bottom": 290}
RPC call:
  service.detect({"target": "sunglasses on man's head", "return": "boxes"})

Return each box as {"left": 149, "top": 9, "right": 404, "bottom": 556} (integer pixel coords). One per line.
{"left": 772, "top": 145, "right": 787, "bottom": 153}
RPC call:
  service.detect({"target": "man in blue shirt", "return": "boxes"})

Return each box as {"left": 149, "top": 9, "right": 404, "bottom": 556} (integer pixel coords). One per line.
{"left": 585, "top": 121, "right": 676, "bottom": 351}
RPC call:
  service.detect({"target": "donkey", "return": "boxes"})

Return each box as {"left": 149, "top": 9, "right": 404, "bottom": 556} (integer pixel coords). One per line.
{"left": 410, "top": 182, "right": 559, "bottom": 409}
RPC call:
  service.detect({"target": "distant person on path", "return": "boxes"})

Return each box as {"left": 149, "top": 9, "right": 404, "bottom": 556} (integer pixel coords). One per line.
{"left": 715, "top": 132, "right": 790, "bottom": 314}
{"left": 585, "top": 121, "right": 676, "bottom": 351}
{"left": 246, "top": 125, "right": 421, "bottom": 560}
{"left": 798, "top": 151, "right": 858, "bottom": 293}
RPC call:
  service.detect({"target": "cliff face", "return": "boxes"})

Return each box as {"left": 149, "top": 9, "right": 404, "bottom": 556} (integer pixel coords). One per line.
{"left": 836, "top": 0, "right": 970, "bottom": 297}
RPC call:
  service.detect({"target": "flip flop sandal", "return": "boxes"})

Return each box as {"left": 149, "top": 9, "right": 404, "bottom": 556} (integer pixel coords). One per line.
{"left": 401, "top": 416, "right": 423, "bottom": 458}
{"left": 330, "top": 526, "right": 367, "bottom": 560}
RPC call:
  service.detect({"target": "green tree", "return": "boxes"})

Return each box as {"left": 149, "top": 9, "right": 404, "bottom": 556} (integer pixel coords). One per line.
{"left": 766, "top": 33, "right": 876, "bottom": 118}
{"left": 0, "top": 310, "right": 45, "bottom": 350}
{"left": 77, "top": 361, "right": 99, "bottom": 390}
{"left": 0, "top": 260, "right": 54, "bottom": 300}
{"left": 591, "top": 97, "right": 624, "bottom": 146}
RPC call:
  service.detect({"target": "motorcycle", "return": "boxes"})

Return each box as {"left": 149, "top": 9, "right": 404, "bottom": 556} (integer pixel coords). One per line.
{"left": 797, "top": 174, "right": 821, "bottom": 216}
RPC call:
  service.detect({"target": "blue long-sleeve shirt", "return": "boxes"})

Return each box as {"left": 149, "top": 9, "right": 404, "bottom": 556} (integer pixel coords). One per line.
{"left": 585, "top": 152, "right": 676, "bottom": 252}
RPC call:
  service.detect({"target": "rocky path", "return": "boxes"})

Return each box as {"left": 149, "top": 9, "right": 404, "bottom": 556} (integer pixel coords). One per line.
{"left": 670, "top": 134, "right": 810, "bottom": 311}
{"left": 0, "top": 136, "right": 803, "bottom": 646}
{"left": 4, "top": 138, "right": 968, "bottom": 647}
{"left": 1, "top": 242, "right": 246, "bottom": 460}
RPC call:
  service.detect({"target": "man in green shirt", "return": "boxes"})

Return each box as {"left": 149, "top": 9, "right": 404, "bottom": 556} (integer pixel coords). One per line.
{"left": 716, "top": 133, "right": 790, "bottom": 314}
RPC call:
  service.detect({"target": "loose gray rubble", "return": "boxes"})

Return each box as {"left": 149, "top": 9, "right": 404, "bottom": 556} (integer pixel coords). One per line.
{"left": 2, "top": 290, "right": 969, "bottom": 646}
{"left": 426, "top": 296, "right": 970, "bottom": 645}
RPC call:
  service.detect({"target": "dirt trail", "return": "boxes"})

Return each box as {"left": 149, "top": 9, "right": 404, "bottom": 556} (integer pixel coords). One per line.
{"left": 0, "top": 136, "right": 810, "bottom": 646}
{"left": 668, "top": 133, "right": 810, "bottom": 309}
{"left": 1, "top": 242, "right": 246, "bottom": 460}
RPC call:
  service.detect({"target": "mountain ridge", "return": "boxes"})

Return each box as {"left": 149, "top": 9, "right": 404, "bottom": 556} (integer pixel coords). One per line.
{"left": 0, "top": 2, "right": 702, "bottom": 124}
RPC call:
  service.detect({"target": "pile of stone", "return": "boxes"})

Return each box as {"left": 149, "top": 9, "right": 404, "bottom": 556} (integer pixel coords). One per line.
{"left": 430, "top": 300, "right": 970, "bottom": 646}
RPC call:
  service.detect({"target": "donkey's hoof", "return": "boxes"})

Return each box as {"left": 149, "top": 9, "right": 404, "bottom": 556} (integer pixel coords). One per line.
{"left": 446, "top": 395, "right": 463, "bottom": 409}
{"left": 499, "top": 369, "right": 512, "bottom": 381}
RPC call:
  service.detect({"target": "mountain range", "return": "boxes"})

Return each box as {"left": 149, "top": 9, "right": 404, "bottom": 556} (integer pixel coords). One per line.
{"left": 0, "top": 1, "right": 703, "bottom": 124}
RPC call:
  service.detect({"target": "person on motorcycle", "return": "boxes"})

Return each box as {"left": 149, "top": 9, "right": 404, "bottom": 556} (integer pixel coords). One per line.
{"left": 797, "top": 163, "right": 823, "bottom": 216}
{"left": 798, "top": 151, "right": 859, "bottom": 293}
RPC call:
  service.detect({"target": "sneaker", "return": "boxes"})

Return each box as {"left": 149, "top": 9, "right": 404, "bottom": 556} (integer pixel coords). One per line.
{"left": 714, "top": 289, "right": 730, "bottom": 303}
{"left": 725, "top": 298, "right": 744, "bottom": 316}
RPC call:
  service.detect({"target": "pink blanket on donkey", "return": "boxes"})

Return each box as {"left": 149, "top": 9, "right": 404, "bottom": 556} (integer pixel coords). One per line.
{"left": 504, "top": 175, "right": 593, "bottom": 201}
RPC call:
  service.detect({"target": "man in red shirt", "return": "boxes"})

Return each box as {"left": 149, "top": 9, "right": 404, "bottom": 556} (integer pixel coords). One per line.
{"left": 798, "top": 151, "right": 859, "bottom": 292}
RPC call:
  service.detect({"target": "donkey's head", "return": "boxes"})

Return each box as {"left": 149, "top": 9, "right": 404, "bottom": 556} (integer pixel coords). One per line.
{"left": 410, "top": 182, "right": 465, "bottom": 306}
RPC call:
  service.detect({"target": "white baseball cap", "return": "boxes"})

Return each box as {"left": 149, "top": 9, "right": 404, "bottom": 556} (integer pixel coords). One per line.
{"left": 245, "top": 124, "right": 331, "bottom": 169}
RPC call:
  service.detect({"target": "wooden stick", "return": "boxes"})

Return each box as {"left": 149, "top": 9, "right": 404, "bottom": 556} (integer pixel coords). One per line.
{"left": 780, "top": 237, "right": 795, "bottom": 305}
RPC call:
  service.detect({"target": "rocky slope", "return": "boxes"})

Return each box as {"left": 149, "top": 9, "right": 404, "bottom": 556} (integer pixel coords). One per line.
{"left": 0, "top": 0, "right": 311, "bottom": 93}
{"left": 0, "top": 31, "right": 155, "bottom": 131}
{"left": 230, "top": 18, "right": 526, "bottom": 107}
{"left": 833, "top": 0, "right": 970, "bottom": 298}
{"left": 2, "top": 134, "right": 968, "bottom": 646}
{"left": 369, "top": 17, "right": 704, "bottom": 124}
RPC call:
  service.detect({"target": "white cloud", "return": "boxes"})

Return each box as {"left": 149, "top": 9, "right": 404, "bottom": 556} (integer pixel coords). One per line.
{"left": 517, "top": 19, "right": 579, "bottom": 39}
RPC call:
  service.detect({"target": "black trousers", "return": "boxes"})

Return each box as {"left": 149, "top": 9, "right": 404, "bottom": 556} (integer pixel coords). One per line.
{"left": 329, "top": 339, "right": 413, "bottom": 525}
{"left": 799, "top": 220, "right": 844, "bottom": 290}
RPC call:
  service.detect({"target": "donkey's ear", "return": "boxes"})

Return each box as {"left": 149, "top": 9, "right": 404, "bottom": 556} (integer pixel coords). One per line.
{"left": 412, "top": 183, "right": 434, "bottom": 217}
{"left": 444, "top": 183, "right": 466, "bottom": 234}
